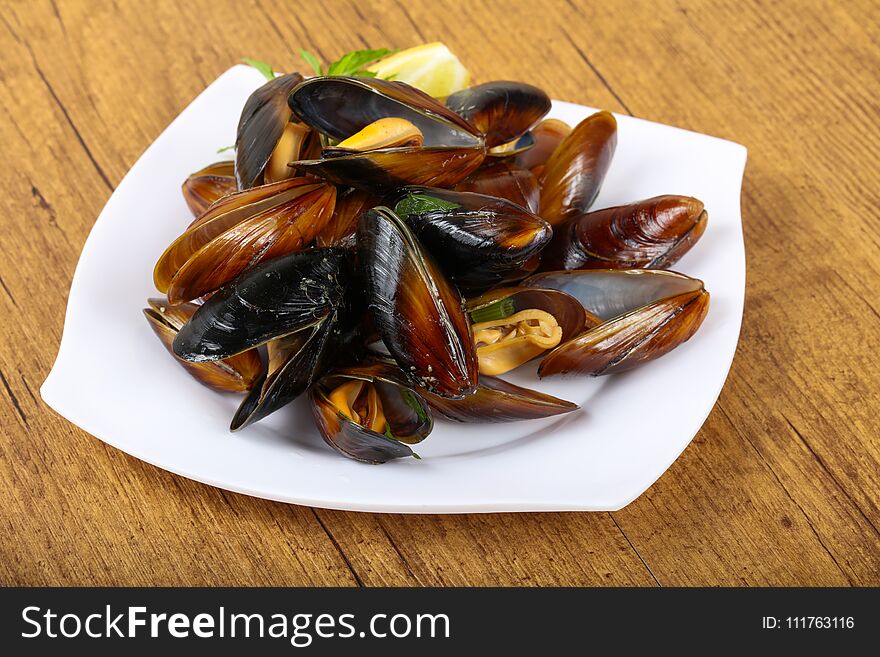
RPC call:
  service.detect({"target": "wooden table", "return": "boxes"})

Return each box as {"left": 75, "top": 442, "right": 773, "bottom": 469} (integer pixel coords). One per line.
{"left": 1, "top": 0, "right": 877, "bottom": 586}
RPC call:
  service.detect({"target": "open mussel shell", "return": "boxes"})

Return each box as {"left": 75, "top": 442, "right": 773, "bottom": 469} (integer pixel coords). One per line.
{"left": 454, "top": 160, "right": 540, "bottom": 213}
{"left": 388, "top": 186, "right": 551, "bottom": 294}
{"left": 288, "top": 76, "right": 486, "bottom": 190}
{"left": 235, "top": 72, "right": 305, "bottom": 189}
{"left": 294, "top": 146, "right": 485, "bottom": 191}
{"left": 445, "top": 81, "right": 551, "bottom": 148}
{"left": 358, "top": 206, "right": 478, "bottom": 398}
{"left": 311, "top": 361, "right": 433, "bottom": 464}
{"left": 182, "top": 161, "right": 236, "bottom": 217}
{"left": 421, "top": 375, "right": 578, "bottom": 423}
{"left": 514, "top": 118, "right": 571, "bottom": 173}
{"left": 466, "top": 286, "right": 592, "bottom": 375}
{"left": 539, "top": 111, "right": 617, "bottom": 227}
{"left": 522, "top": 269, "right": 710, "bottom": 376}
{"left": 230, "top": 314, "right": 343, "bottom": 431}
{"left": 289, "top": 76, "right": 481, "bottom": 146}
{"left": 173, "top": 247, "right": 348, "bottom": 362}
{"left": 143, "top": 298, "right": 261, "bottom": 393}
{"left": 541, "top": 195, "right": 708, "bottom": 271}
{"left": 154, "top": 177, "right": 336, "bottom": 304}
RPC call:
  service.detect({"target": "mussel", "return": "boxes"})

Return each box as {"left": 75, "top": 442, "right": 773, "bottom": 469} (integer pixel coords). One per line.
{"left": 523, "top": 269, "right": 710, "bottom": 376}
{"left": 311, "top": 361, "right": 432, "bottom": 463}
{"left": 389, "top": 186, "right": 551, "bottom": 293}
{"left": 173, "top": 248, "right": 352, "bottom": 427}
{"left": 288, "top": 76, "right": 486, "bottom": 190}
{"left": 466, "top": 287, "right": 592, "bottom": 375}
{"left": 445, "top": 81, "right": 551, "bottom": 149}
{"left": 454, "top": 160, "right": 540, "bottom": 213}
{"left": 358, "top": 206, "right": 478, "bottom": 398}
{"left": 235, "top": 72, "right": 322, "bottom": 189}
{"left": 514, "top": 118, "right": 571, "bottom": 173}
{"left": 421, "top": 375, "right": 578, "bottom": 423}
{"left": 154, "top": 177, "right": 336, "bottom": 304}
{"left": 539, "top": 111, "right": 617, "bottom": 227}
{"left": 143, "top": 297, "right": 261, "bottom": 392}
{"left": 182, "top": 161, "right": 236, "bottom": 216}
{"left": 174, "top": 247, "right": 348, "bottom": 361}
{"left": 540, "top": 195, "right": 708, "bottom": 270}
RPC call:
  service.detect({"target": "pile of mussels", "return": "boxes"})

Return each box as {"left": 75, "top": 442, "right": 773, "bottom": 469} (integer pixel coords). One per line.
{"left": 145, "top": 73, "right": 710, "bottom": 463}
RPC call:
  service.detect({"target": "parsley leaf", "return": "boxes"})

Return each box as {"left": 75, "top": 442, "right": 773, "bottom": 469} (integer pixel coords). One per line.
{"left": 310, "top": 48, "right": 396, "bottom": 78}
{"left": 242, "top": 57, "right": 276, "bottom": 81}
{"left": 299, "top": 49, "right": 323, "bottom": 76}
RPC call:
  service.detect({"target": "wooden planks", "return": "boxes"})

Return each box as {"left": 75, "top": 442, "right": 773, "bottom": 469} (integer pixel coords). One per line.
{"left": 0, "top": 0, "right": 877, "bottom": 586}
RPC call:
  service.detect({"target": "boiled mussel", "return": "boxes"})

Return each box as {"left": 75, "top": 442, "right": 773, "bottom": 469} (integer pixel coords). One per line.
{"left": 154, "top": 177, "right": 336, "bottom": 304}
{"left": 173, "top": 247, "right": 353, "bottom": 427}
{"left": 311, "top": 361, "right": 432, "bottom": 463}
{"left": 466, "top": 286, "right": 592, "bottom": 375}
{"left": 523, "top": 269, "right": 709, "bottom": 376}
{"left": 541, "top": 195, "right": 708, "bottom": 270}
{"left": 539, "top": 111, "right": 617, "bottom": 227}
{"left": 288, "top": 76, "right": 486, "bottom": 190}
{"left": 445, "top": 80, "right": 551, "bottom": 149}
{"left": 358, "top": 206, "right": 478, "bottom": 398}
{"left": 174, "top": 247, "right": 349, "bottom": 361}
{"left": 235, "top": 72, "right": 322, "bottom": 189}
{"left": 143, "top": 297, "right": 261, "bottom": 392}
{"left": 389, "top": 186, "right": 551, "bottom": 293}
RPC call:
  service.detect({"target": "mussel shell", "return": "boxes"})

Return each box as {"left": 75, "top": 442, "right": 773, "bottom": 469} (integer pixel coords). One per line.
{"left": 143, "top": 298, "right": 261, "bottom": 393}
{"left": 293, "top": 145, "right": 485, "bottom": 191}
{"left": 539, "top": 111, "right": 617, "bottom": 227}
{"left": 389, "top": 187, "right": 551, "bottom": 293}
{"left": 156, "top": 178, "right": 336, "bottom": 304}
{"left": 157, "top": 178, "right": 319, "bottom": 292}
{"left": 466, "top": 286, "right": 592, "bottom": 343}
{"left": 358, "top": 207, "right": 478, "bottom": 398}
{"left": 182, "top": 161, "right": 236, "bottom": 217}
{"left": 454, "top": 160, "right": 540, "bottom": 213}
{"left": 522, "top": 270, "right": 709, "bottom": 376}
{"left": 522, "top": 269, "right": 704, "bottom": 320}
{"left": 173, "top": 247, "right": 348, "bottom": 362}
{"left": 540, "top": 195, "right": 708, "bottom": 270}
{"left": 235, "top": 72, "right": 304, "bottom": 190}
{"left": 288, "top": 76, "right": 482, "bottom": 147}
{"left": 230, "top": 315, "right": 342, "bottom": 431}
{"left": 445, "top": 81, "right": 551, "bottom": 148}
{"left": 311, "top": 361, "right": 433, "bottom": 464}
{"left": 514, "top": 118, "right": 571, "bottom": 172}
{"left": 421, "top": 375, "right": 578, "bottom": 423}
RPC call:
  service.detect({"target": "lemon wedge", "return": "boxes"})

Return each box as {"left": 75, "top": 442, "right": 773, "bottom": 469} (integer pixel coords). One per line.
{"left": 367, "top": 42, "right": 471, "bottom": 98}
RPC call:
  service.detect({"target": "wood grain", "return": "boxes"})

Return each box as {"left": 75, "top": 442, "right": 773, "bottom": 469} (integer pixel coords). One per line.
{"left": 0, "top": 0, "right": 877, "bottom": 586}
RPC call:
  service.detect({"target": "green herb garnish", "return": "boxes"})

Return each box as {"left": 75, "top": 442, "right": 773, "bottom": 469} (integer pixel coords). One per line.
{"left": 394, "top": 193, "right": 460, "bottom": 219}
{"left": 216, "top": 144, "right": 236, "bottom": 154}
{"left": 300, "top": 47, "right": 396, "bottom": 78}
{"left": 469, "top": 298, "right": 517, "bottom": 324}
{"left": 299, "top": 49, "right": 324, "bottom": 76}
{"left": 242, "top": 57, "right": 276, "bottom": 81}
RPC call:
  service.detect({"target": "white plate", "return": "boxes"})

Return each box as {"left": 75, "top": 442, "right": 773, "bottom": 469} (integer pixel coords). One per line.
{"left": 41, "top": 65, "right": 747, "bottom": 512}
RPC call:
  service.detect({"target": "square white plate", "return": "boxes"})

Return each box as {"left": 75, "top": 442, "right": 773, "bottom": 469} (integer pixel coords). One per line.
{"left": 41, "top": 65, "right": 746, "bottom": 512}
